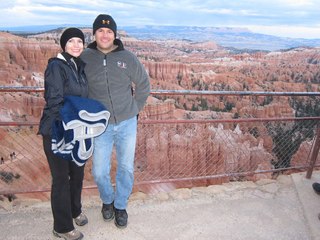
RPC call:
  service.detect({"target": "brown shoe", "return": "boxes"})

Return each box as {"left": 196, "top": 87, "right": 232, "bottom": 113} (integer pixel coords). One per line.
{"left": 74, "top": 212, "right": 88, "bottom": 226}
{"left": 53, "top": 229, "right": 84, "bottom": 240}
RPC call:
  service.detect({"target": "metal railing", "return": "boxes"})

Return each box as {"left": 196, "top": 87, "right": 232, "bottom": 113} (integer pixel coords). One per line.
{"left": 1, "top": 87, "right": 320, "bottom": 197}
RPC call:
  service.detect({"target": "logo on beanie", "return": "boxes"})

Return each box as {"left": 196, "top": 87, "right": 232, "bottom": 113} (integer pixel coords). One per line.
{"left": 102, "top": 20, "right": 110, "bottom": 25}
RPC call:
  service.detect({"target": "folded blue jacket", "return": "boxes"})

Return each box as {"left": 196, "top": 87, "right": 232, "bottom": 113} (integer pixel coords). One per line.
{"left": 51, "top": 95, "right": 110, "bottom": 166}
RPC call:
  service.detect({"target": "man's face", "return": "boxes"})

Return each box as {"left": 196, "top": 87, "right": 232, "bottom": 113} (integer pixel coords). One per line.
{"left": 95, "top": 27, "right": 115, "bottom": 53}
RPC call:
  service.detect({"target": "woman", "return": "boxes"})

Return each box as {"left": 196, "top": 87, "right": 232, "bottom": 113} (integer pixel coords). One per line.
{"left": 39, "top": 28, "right": 88, "bottom": 240}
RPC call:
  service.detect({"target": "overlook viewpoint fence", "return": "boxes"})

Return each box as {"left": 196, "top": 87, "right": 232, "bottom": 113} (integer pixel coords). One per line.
{"left": 0, "top": 87, "right": 320, "bottom": 198}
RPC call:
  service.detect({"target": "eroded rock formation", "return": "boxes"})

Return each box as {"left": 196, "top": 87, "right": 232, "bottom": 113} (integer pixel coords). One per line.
{"left": 0, "top": 30, "right": 319, "bottom": 196}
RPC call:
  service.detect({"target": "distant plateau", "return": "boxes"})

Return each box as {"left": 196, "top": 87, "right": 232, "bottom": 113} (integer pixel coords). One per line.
{"left": 1, "top": 24, "right": 320, "bottom": 51}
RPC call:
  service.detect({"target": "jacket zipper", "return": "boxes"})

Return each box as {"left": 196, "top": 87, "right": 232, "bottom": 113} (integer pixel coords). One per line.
{"left": 104, "top": 55, "right": 117, "bottom": 123}
{"left": 103, "top": 55, "right": 107, "bottom": 66}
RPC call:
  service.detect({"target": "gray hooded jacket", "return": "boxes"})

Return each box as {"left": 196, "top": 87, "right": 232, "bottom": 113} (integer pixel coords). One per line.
{"left": 81, "top": 39, "right": 150, "bottom": 124}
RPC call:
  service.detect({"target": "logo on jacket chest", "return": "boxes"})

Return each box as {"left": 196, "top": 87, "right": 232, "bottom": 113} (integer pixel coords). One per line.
{"left": 117, "top": 61, "right": 127, "bottom": 69}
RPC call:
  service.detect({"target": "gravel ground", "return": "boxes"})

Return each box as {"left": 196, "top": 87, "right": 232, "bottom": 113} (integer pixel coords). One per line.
{"left": 0, "top": 172, "right": 319, "bottom": 240}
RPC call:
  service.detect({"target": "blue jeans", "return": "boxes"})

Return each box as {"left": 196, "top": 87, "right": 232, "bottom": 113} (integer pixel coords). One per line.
{"left": 92, "top": 116, "right": 137, "bottom": 210}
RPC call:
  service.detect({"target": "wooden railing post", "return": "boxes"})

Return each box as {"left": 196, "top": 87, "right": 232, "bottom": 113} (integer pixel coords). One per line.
{"left": 306, "top": 121, "right": 320, "bottom": 179}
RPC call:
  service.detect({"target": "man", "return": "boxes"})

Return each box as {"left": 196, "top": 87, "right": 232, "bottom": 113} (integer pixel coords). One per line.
{"left": 81, "top": 14, "right": 150, "bottom": 228}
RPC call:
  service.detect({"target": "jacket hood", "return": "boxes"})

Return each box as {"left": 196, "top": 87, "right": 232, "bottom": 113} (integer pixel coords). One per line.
{"left": 49, "top": 53, "right": 86, "bottom": 69}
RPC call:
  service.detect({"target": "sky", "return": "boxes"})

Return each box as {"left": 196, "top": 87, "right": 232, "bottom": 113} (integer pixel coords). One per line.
{"left": 0, "top": 0, "right": 320, "bottom": 39}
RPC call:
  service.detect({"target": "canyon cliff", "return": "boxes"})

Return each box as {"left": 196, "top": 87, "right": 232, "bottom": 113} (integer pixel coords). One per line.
{"left": 0, "top": 29, "right": 319, "bottom": 197}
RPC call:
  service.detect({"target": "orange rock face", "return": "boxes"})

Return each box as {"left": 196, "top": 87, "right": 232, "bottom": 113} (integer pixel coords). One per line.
{"left": 0, "top": 30, "right": 319, "bottom": 194}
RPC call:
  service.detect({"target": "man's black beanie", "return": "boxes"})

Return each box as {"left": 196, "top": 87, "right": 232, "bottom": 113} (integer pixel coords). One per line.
{"left": 93, "top": 14, "right": 117, "bottom": 37}
{"left": 60, "top": 27, "right": 85, "bottom": 51}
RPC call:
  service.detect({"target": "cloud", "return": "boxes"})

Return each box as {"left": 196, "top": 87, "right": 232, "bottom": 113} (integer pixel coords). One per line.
{"left": 0, "top": 0, "right": 319, "bottom": 38}
{"left": 280, "top": 0, "right": 313, "bottom": 7}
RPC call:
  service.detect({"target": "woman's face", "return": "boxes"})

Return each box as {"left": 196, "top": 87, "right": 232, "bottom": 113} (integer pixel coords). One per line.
{"left": 65, "top": 37, "right": 84, "bottom": 57}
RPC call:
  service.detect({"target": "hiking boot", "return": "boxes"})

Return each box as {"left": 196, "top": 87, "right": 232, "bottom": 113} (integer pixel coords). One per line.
{"left": 114, "top": 207, "right": 128, "bottom": 229}
{"left": 312, "top": 182, "right": 320, "bottom": 194}
{"left": 101, "top": 202, "right": 114, "bottom": 221}
{"left": 74, "top": 212, "right": 88, "bottom": 226}
{"left": 52, "top": 229, "right": 84, "bottom": 240}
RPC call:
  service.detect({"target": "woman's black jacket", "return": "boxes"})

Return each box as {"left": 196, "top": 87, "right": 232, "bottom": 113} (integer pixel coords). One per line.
{"left": 38, "top": 53, "right": 89, "bottom": 136}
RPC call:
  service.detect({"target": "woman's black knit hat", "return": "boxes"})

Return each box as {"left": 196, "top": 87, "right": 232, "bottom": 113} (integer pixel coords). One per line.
{"left": 60, "top": 27, "right": 85, "bottom": 51}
